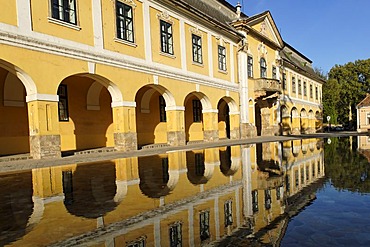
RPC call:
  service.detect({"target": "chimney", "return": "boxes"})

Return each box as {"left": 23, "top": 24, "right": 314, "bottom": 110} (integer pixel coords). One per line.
{"left": 236, "top": 2, "right": 241, "bottom": 18}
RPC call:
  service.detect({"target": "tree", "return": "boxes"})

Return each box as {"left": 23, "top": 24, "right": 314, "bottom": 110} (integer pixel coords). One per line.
{"left": 324, "top": 59, "right": 370, "bottom": 126}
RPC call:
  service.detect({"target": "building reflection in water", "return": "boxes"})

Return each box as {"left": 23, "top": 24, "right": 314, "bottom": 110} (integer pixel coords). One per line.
{"left": 0, "top": 139, "right": 325, "bottom": 246}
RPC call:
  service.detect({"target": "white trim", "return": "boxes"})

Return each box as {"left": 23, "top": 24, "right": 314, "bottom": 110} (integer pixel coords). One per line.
{"left": 280, "top": 95, "right": 322, "bottom": 109}
{"left": 179, "top": 20, "right": 187, "bottom": 71}
{"left": 26, "top": 93, "right": 59, "bottom": 102}
{"left": 229, "top": 111, "right": 240, "bottom": 115}
{"left": 208, "top": 33, "right": 213, "bottom": 77}
{"left": 214, "top": 197, "right": 220, "bottom": 239}
{"left": 88, "top": 62, "right": 96, "bottom": 74}
{"left": 17, "top": 0, "right": 32, "bottom": 32}
{"left": 202, "top": 109, "right": 218, "bottom": 114}
{"left": 154, "top": 219, "right": 161, "bottom": 247}
{"left": 143, "top": 0, "right": 152, "bottom": 63}
{"left": 92, "top": 0, "right": 104, "bottom": 49}
{"left": 111, "top": 101, "right": 136, "bottom": 108}
{"left": 47, "top": 17, "right": 82, "bottom": 31}
{"left": 165, "top": 106, "right": 185, "bottom": 111}
{"left": 230, "top": 44, "right": 235, "bottom": 83}
{"left": 188, "top": 205, "right": 194, "bottom": 247}
{"left": 196, "top": 84, "right": 200, "bottom": 92}
{"left": 226, "top": 90, "right": 230, "bottom": 97}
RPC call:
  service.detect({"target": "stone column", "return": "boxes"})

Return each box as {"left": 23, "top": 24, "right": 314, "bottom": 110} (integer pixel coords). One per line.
{"left": 27, "top": 95, "right": 61, "bottom": 159}
{"left": 202, "top": 109, "right": 219, "bottom": 142}
{"left": 112, "top": 101, "right": 137, "bottom": 151}
{"left": 166, "top": 106, "right": 186, "bottom": 146}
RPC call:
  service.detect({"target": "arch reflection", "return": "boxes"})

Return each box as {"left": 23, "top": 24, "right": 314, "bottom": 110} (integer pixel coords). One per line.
{"left": 62, "top": 161, "right": 117, "bottom": 218}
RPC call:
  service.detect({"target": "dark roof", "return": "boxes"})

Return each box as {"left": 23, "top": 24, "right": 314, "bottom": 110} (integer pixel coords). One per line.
{"left": 280, "top": 47, "right": 324, "bottom": 83}
{"left": 357, "top": 94, "right": 370, "bottom": 108}
{"left": 172, "top": 0, "right": 243, "bottom": 38}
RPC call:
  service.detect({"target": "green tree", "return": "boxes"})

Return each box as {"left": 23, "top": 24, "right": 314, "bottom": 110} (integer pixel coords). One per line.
{"left": 325, "top": 59, "right": 370, "bottom": 126}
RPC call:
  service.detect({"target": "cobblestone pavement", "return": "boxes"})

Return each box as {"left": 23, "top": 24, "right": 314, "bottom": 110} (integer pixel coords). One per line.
{"left": 0, "top": 131, "right": 365, "bottom": 173}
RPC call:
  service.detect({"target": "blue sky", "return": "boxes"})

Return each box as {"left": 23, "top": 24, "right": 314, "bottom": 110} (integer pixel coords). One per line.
{"left": 228, "top": 0, "right": 370, "bottom": 73}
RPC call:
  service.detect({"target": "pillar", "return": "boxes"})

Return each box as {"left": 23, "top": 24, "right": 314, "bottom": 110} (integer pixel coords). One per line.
{"left": 112, "top": 101, "right": 137, "bottom": 151}
{"left": 166, "top": 106, "right": 186, "bottom": 146}
{"left": 229, "top": 112, "right": 240, "bottom": 139}
{"left": 27, "top": 94, "right": 61, "bottom": 159}
{"left": 202, "top": 109, "right": 219, "bottom": 142}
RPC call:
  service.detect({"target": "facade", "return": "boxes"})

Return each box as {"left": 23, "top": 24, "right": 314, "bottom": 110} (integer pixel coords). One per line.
{"left": 0, "top": 0, "right": 323, "bottom": 159}
{"left": 356, "top": 94, "right": 370, "bottom": 133}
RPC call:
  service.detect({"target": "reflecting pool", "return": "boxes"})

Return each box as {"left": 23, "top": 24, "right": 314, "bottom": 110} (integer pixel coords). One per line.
{"left": 0, "top": 137, "right": 369, "bottom": 246}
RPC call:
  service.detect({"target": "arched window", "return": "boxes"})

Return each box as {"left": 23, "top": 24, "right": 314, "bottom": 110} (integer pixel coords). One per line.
{"left": 260, "top": 58, "right": 267, "bottom": 78}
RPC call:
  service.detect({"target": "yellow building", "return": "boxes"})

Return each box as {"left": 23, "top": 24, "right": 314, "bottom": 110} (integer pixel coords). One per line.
{"left": 356, "top": 94, "right": 370, "bottom": 133}
{"left": 0, "top": 0, "right": 323, "bottom": 159}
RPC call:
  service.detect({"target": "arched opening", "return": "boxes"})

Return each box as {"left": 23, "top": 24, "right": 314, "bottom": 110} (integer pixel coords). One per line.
{"left": 217, "top": 97, "right": 239, "bottom": 140}
{"left": 255, "top": 102, "right": 262, "bottom": 136}
{"left": 186, "top": 150, "right": 213, "bottom": 184}
{"left": 135, "top": 85, "right": 175, "bottom": 148}
{"left": 218, "top": 100, "right": 230, "bottom": 139}
{"left": 315, "top": 111, "right": 322, "bottom": 132}
{"left": 139, "top": 155, "right": 176, "bottom": 198}
{"left": 57, "top": 74, "right": 117, "bottom": 154}
{"left": 0, "top": 61, "right": 35, "bottom": 156}
{"left": 280, "top": 105, "right": 290, "bottom": 135}
{"left": 291, "top": 107, "right": 299, "bottom": 134}
{"left": 308, "top": 110, "right": 314, "bottom": 133}
{"left": 62, "top": 161, "right": 117, "bottom": 218}
{"left": 184, "top": 92, "right": 212, "bottom": 143}
{"left": 300, "top": 109, "right": 308, "bottom": 134}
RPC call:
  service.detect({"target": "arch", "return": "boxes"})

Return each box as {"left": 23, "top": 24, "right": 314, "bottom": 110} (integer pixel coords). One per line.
{"left": 308, "top": 110, "right": 314, "bottom": 133}
{"left": 135, "top": 84, "right": 176, "bottom": 148}
{"left": 139, "top": 84, "right": 176, "bottom": 113}
{"left": 184, "top": 91, "right": 212, "bottom": 111}
{"left": 217, "top": 96, "right": 238, "bottom": 140}
{"left": 300, "top": 109, "right": 308, "bottom": 134}
{"left": 57, "top": 73, "right": 117, "bottom": 153}
{"left": 281, "top": 105, "right": 290, "bottom": 135}
{"left": 290, "top": 107, "right": 300, "bottom": 134}
{"left": 0, "top": 59, "right": 37, "bottom": 96}
{"left": 4, "top": 73, "right": 25, "bottom": 107}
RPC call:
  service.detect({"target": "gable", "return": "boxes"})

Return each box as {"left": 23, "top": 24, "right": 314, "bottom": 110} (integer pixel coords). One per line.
{"left": 246, "top": 12, "right": 283, "bottom": 48}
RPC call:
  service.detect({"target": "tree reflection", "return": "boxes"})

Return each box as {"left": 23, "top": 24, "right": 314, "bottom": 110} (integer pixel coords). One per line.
{"left": 325, "top": 137, "right": 370, "bottom": 193}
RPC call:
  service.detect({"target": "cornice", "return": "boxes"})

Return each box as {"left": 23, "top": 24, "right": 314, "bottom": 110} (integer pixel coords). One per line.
{"left": 0, "top": 30, "right": 239, "bottom": 92}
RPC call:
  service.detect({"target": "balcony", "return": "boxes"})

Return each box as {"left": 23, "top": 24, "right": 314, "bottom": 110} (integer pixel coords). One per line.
{"left": 254, "top": 78, "right": 282, "bottom": 98}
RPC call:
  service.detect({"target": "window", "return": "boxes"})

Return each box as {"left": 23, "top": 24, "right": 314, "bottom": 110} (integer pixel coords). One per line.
{"left": 159, "top": 96, "right": 166, "bottom": 122}
{"left": 264, "top": 189, "right": 271, "bottom": 210}
{"left": 162, "top": 157, "right": 169, "bottom": 183}
{"left": 252, "top": 190, "right": 258, "bottom": 213}
{"left": 298, "top": 79, "right": 302, "bottom": 95}
{"left": 195, "top": 153, "right": 204, "bottom": 176}
{"left": 199, "top": 211, "right": 210, "bottom": 241}
{"left": 300, "top": 167, "right": 304, "bottom": 184}
{"left": 116, "top": 1, "right": 134, "bottom": 42}
{"left": 306, "top": 166, "right": 309, "bottom": 181}
{"left": 62, "top": 170, "right": 73, "bottom": 205}
{"left": 310, "top": 84, "right": 313, "bottom": 98}
{"left": 192, "top": 99, "right": 202, "bottom": 122}
{"left": 169, "top": 222, "right": 182, "bottom": 247}
{"left": 303, "top": 81, "right": 307, "bottom": 96}
{"left": 58, "top": 84, "right": 69, "bottom": 121}
{"left": 312, "top": 164, "right": 316, "bottom": 177}
{"left": 126, "top": 237, "right": 146, "bottom": 247}
{"left": 367, "top": 113, "right": 370, "bottom": 125}
{"left": 286, "top": 174, "right": 290, "bottom": 194}
{"left": 192, "top": 34, "right": 202, "bottom": 64}
{"left": 247, "top": 56, "right": 253, "bottom": 77}
{"left": 160, "top": 20, "right": 173, "bottom": 55}
{"left": 292, "top": 77, "right": 296, "bottom": 93}
{"left": 218, "top": 45, "right": 226, "bottom": 71}
{"left": 272, "top": 66, "right": 277, "bottom": 79}
{"left": 295, "top": 170, "right": 299, "bottom": 187}
{"left": 224, "top": 200, "right": 233, "bottom": 227}
{"left": 51, "top": 0, "right": 77, "bottom": 25}
{"left": 282, "top": 73, "right": 287, "bottom": 90}
{"left": 260, "top": 58, "right": 267, "bottom": 78}
{"left": 276, "top": 186, "right": 281, "bottom": 200}
{"left": 315, "top": 86, "right": 318, "bottom": 100}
